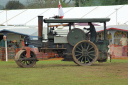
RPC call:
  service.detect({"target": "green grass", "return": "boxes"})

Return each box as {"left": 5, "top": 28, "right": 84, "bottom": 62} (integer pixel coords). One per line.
{"left": 0, "top": 59, "right": 128, "bottom": 85}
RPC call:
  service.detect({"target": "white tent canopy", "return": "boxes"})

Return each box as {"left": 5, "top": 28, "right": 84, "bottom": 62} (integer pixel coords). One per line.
{"left": 0, "top": 5, "right": 128, "bottom": 26}
{"left": 0, "top": 26, "right": 38, "bottom": 36}
{"left": 96, "top": 25, "right": 128, "bottom": 32}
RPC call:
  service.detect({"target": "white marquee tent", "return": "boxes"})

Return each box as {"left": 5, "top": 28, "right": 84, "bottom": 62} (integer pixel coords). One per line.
{"left": 0, "top": 5, "right": 128, "bottom": 26}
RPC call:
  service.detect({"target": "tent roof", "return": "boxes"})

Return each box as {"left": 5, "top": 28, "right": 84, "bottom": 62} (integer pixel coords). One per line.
{"left": 0, "top": 26, "right": 38, "bottom": 36}
{"left": 0, "top": 5, "right": 128, "bottom": 26}
{"left": 96, "top": 25, "right": 128, "bottom": 32}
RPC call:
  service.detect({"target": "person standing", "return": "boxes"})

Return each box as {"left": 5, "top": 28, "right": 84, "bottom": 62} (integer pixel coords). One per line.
{"left": 84, "top": 22, "right": 97, "bottom": 43}
{"left": 1, "top": 35, "right": 9, "bottom": 61}
{"left": 120, "top": 34, "right": 128, "bottom": 56}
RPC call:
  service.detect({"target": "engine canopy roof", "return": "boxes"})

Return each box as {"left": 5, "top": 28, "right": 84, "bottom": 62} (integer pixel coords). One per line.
{"left": 44, "top": 18, "right": 110, "bottom": 23}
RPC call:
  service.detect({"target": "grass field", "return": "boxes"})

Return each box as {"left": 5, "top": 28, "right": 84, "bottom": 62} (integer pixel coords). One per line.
{"left": 0, "top": 59, "right": 128, "bottom": 85}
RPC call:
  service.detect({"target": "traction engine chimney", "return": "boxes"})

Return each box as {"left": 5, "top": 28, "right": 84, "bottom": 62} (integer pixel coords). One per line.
{"left": 38, "top": 16, "right": 43, "bottom": 41}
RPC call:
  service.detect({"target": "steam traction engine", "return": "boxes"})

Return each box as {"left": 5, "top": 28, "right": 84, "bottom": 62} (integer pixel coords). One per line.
{"left": 15, "top": 16, "right": 110, "bottom": 68}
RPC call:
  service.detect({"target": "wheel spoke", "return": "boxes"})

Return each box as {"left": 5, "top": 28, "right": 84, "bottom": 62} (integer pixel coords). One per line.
{"left": 81, "top": 44, "right": 83, "bottom": 49}
{"left": 23, "top": 54, "right": 26, "bottom": 57}
{"left": 75, "top": 54, "right": 82, "bottom": 56}
{"left": 86, "top": 44, "right": 90, "bottom": 51}
{"left": 87, "top": 55, "right": 93, "bottom": 60}
{"left": 29, "top": 61, "right": 32, "bottom": 64}
{"left": 27, "top": 61, "right": 29, "bottom": 65}
{"left": 28, "top": 61, "right": 30, "bottom": 65}
{"left": 26, "top": 61, "right": 29, "bottom": 65}
{"left": 75, "top": 51, "right": 82, "bottom": 54}
{"left": 77, "top": 47, "right": 82, "bottom": 51}
{"left": 88, "top": 46, "right": 94, "bottom": 51}
{"left": 87, "top": 57, "right": 90, "bottom": 63}
{"left": 25, "top": 61, "right": 27, "bottom": 65}
{"left": 88, "top": 51, "right": 95, "bottom": 53}
{"left": 77, "top": 55, "right": 83, "bottom": 60}
{"left": 21, "top": 55, "right": 25, "bottom": 58}
{"left": 89, "top": 54, "right": 96, "bottom": 56}
{"left": 80, "top": 57, "right": 84, "bottom": 62}
{"left": 84, "top": 56, "right": 86, "bottom": 63}
{"left": 22, "top": 61, "right": 25, "bottom": 64}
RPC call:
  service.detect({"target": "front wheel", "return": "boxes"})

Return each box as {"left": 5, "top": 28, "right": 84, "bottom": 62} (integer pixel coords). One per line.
{"left": 72, "top": 40, "right": 99, "bottom": 66}
{"left": 15, "top": 50, "right": 37, "bottom": 68}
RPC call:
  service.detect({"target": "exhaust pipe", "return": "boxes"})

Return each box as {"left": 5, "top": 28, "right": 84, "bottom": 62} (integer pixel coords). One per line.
{"left": 38, "top": 16, "right": 43, "bottom": 41}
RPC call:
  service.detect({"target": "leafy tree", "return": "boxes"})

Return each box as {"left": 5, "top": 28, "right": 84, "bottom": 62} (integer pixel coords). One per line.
{"left": 5, "top": 1, "right": 25, "bottom": 9}
{"left": 101, "top": 0, "right": 128, "bottom": 5}
{"left": 75, "top": 0, "right": 79, "bottom": 7}
{"left": 0, "top": 4, "right": 4, "bottom": 10}
{"left": 75, "top": 0, "right": 128, "bottom": 7}
{"left": 26, "top": 0, "right": 72, "bottom": 8}
{"left": 75, "top": 0, "right": 94, "bottom": 7}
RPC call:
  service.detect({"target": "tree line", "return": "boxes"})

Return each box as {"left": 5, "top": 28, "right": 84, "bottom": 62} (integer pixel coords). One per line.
{"left": 2, "top": 0, "right": 128, "bottom": 10}
{"left": 75, "top": 0, "right": 128, "bottom": 7}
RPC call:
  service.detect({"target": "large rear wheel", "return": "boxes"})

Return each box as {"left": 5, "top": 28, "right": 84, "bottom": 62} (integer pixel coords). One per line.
{"left": 72, "top": 40, "right": 99, "bottom": 66}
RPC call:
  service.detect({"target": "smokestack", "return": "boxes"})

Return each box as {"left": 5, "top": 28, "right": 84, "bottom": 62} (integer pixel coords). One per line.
{"left": 38, "top": 16, "right": 43, "bottom": 41}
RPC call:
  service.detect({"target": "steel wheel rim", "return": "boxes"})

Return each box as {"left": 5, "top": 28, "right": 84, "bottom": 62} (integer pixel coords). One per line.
{"left": 19, "top": 51, "right": 36, "bottom": 66}
{"left": 72, "top": 40, "right": 98, "bottom": 66}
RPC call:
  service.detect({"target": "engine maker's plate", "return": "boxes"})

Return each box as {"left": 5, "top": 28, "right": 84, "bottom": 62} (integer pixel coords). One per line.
{"left": 67, "top": 28, "right": 85, "bottom": 46}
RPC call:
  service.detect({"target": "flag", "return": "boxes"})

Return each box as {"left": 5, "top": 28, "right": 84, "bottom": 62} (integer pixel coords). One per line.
{"left": 59, "top": 0, "right": 64, "bottom": 19}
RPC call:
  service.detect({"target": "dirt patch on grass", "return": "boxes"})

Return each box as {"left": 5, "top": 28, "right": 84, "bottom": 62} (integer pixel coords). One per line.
{"left": 91, "top": 62, "right": 128, "bottom": 78}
